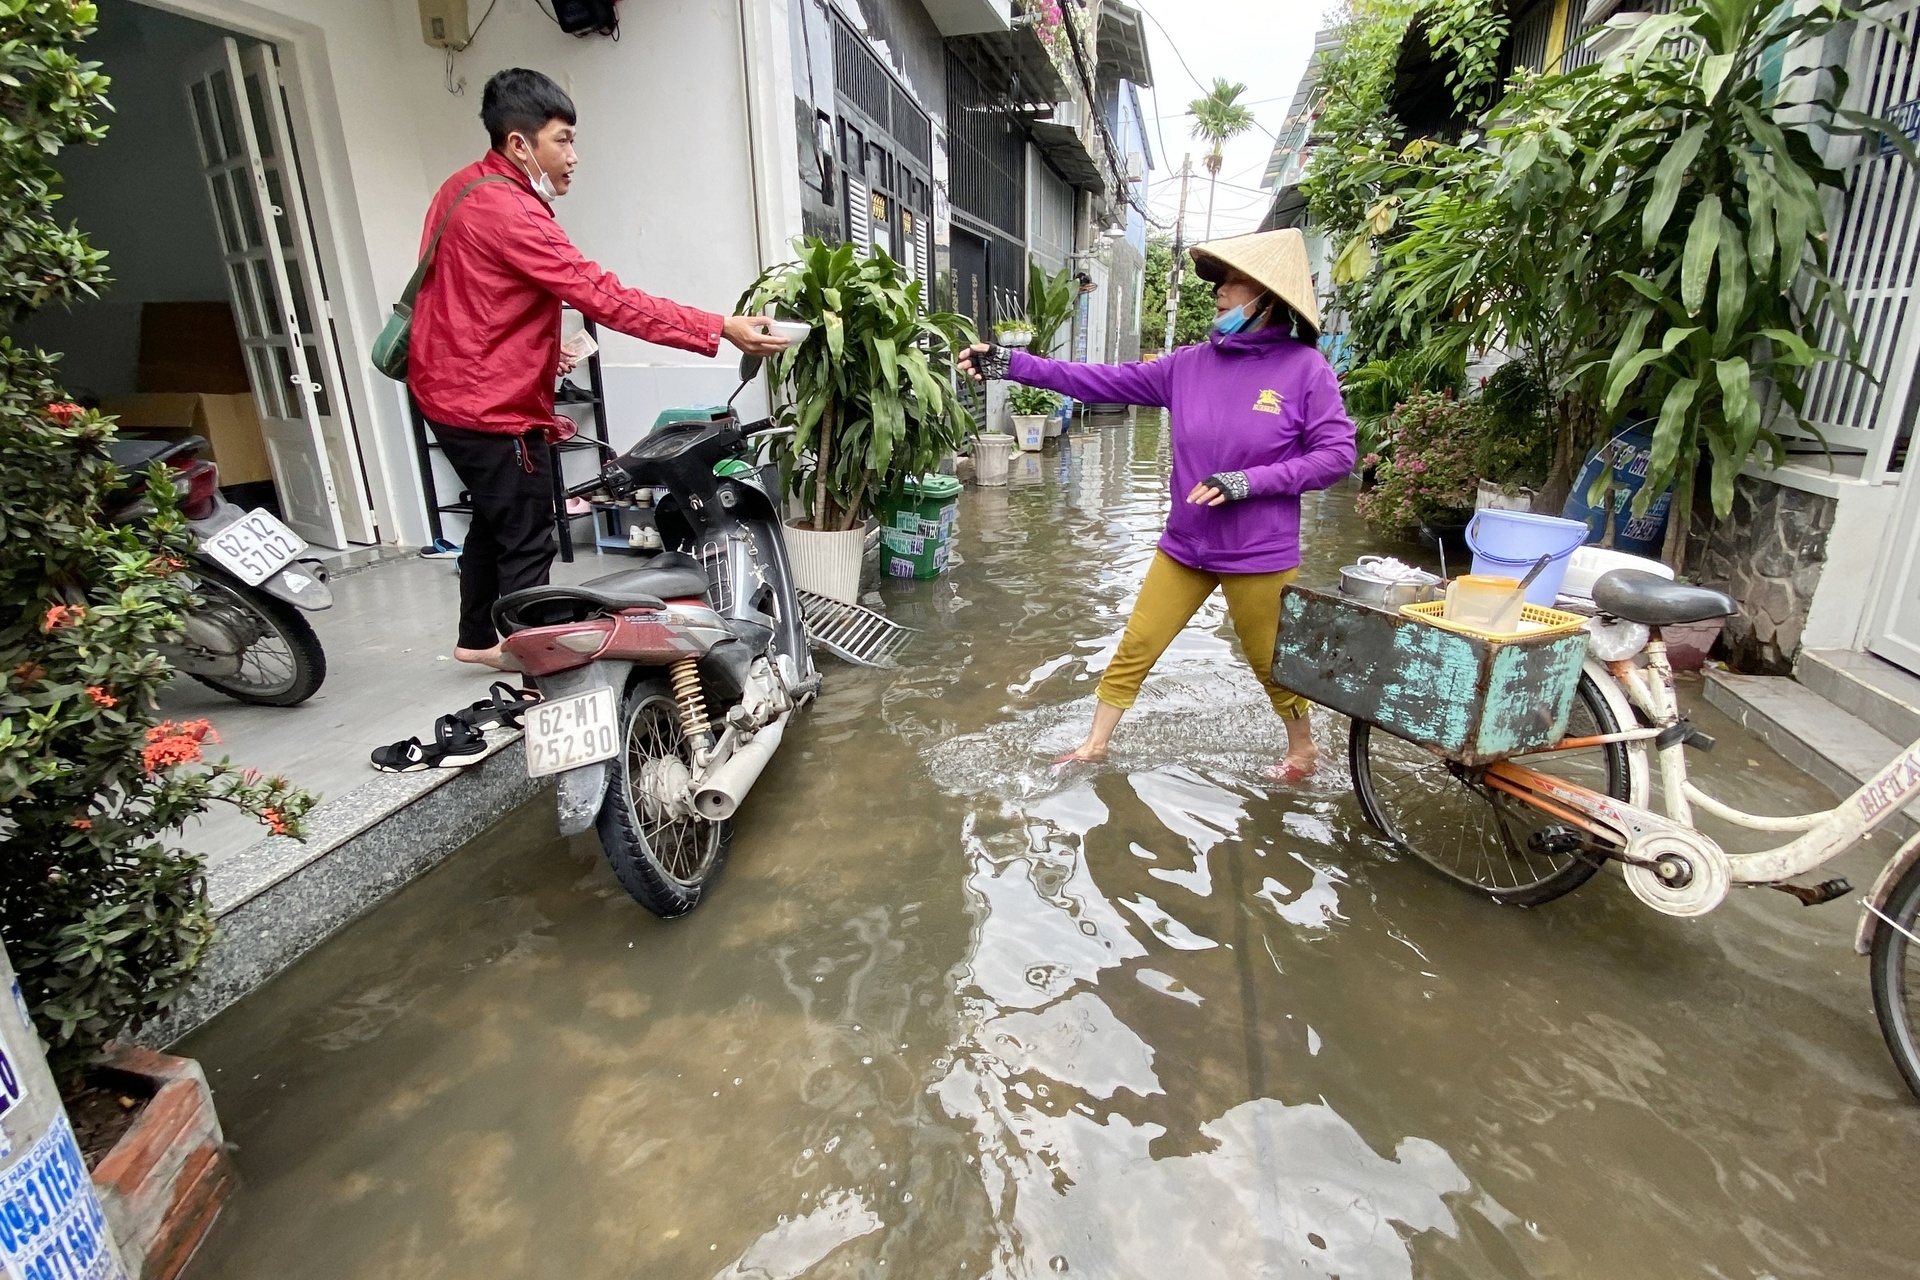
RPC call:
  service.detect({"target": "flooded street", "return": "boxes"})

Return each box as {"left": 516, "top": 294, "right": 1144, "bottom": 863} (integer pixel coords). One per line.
{"left": 182, "top": 415, "right": 1920, "bottom": 1279}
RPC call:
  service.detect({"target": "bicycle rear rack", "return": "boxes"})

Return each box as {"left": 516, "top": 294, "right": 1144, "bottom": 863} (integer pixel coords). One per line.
{"left": 798, "top": 590, "right": 915, "bottom": 668}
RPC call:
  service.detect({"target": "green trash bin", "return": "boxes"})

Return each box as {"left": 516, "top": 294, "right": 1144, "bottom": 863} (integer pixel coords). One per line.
{"left": 879, "top": 474, "right": 962, "bottom": 579}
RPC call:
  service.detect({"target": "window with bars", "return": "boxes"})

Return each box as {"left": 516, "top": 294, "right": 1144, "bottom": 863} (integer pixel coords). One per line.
{"left": 946, "top": 50, "right": 1025, "bottom": 242}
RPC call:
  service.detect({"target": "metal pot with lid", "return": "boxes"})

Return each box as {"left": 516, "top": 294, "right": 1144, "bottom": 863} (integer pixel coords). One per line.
{"left": 1338, "top": 555, "right": 1442, "bottom": 607}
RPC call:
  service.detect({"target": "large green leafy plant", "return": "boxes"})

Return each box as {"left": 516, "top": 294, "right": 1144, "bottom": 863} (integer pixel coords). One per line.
{"left": 0, "top": 0, "right": 312, "bottom": 1075}
{"left": 742, "top": 239, "right": 976, "bottom": 532}
{"left": 1025, "top": 260, "right": 1076, "bottom": 358}
{"left": 1343, "top": 0, "right": 1907, "bottom": 561}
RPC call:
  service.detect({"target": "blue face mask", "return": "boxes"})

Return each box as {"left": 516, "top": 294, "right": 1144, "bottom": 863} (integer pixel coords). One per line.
{"left": 1212, "top": 300, "right": 1257, "bottom": 336}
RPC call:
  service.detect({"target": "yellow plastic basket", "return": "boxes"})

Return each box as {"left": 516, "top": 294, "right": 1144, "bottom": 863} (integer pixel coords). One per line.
{"left": 1399, "top": 599, "right": 1589, "bottom": 641}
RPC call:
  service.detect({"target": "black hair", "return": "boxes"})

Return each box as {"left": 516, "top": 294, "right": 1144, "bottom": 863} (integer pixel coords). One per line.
{"left": 481, "top": 68, "right": 576, "bottom": 150}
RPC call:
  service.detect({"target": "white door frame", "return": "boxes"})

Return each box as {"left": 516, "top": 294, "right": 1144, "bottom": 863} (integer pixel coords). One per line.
{"left": 134, "top": 0, "right": 425, "bottom": 549}
{"left": 1867, "top": 461, "right": 1920, "bottom": 672}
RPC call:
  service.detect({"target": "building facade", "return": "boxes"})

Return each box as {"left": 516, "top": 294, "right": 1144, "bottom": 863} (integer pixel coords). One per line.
{"left": 22, "top": 0, "right": 1149, "bottom": 557}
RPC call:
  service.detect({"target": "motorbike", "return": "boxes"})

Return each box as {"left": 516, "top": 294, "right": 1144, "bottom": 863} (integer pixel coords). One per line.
{"left": 495, "top": 354, "right": 819, "bottom": 917}
{"left": 106, "top": 434, "right": 332, "bottom": 706}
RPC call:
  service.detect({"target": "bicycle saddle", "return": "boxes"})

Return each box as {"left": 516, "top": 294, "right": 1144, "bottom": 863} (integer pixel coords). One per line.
{"left": 1591, "top": 569, "right": 1736, "bottom": 626}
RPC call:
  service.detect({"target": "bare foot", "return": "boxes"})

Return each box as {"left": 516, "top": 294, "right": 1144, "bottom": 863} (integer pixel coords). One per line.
{"left": 1053, "top": 743, "right": 1109, "bottom": 766}
{"left": 1265, "top": 749, "right": 1320, "bottom": 783}
{"left": 454, "top": 644, "right": 519, "bottom": 672}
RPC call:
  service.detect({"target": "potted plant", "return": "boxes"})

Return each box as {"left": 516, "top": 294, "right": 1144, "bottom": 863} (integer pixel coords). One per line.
{"left": 1008, "top": 383, "right": 1060, "bottom": 452}
{"left": 992, "top": 317, "right": 1034, "bottom": 348}
{"left": 740, "top": 239, "right": 976, "bottom": 603}
{"left": 1356, "top": 390, "right": 1480, "bottom": 564}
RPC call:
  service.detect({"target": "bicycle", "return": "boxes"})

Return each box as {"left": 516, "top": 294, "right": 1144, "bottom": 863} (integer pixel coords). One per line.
{"left": 1342, "top": 569, "right": 1920, "bottom": 1099}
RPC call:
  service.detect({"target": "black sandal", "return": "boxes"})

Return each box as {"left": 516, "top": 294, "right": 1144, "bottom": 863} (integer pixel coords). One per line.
{"left": 454, "top": 682, "right": 541, "bottom": 733}
{"left": 370, "top": 714, "right": 497, "bottom": 773}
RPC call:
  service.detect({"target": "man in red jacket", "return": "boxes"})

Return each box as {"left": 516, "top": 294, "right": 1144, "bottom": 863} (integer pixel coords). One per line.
{"left": 410, "top": 67, "right": 787, "bottom": 670}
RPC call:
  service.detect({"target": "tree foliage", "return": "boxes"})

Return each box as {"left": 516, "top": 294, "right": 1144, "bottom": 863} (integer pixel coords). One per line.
{"left": 1353, "top": 0, "right": 1904, "bottom": 536}
{"left": 742, "top": 239, "right": 977, "bottom": 532}
{"left": 1141, "top": 233, "right": 1216, "bottom": 353}
{"left": 0, "top": 0, "right": 313, "bottom": 1076}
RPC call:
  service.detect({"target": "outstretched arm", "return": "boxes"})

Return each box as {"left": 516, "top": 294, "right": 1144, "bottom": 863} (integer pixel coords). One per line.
{"left": 958, "top": 343, "right": 1176, "bottom": 408}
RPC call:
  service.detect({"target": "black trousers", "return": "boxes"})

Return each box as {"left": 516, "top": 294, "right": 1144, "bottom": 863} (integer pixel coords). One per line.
{"left": 429, "top": 421, "right": 556, "bottom": 650}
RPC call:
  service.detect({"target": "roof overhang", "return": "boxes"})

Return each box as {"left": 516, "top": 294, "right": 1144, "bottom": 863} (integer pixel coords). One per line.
{"left": 1261, "top": 184, "right": 1309, "bottom": 231}
{"left": 1095, "top": 1, "right": 1153, "bottom": 87}
{"left": 920, "top": 0, "right": 1012, "bottom": 38}
{"left": 1030, "top": 119, "right": 1106, "bottom": 191}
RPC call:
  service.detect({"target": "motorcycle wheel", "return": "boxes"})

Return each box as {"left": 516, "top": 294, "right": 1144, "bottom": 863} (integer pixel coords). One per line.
{"left": 596, "top": 676, "right": 732, "bottom": 917}
{"left": 187, "top": 568, "right": 327, "bottom": 707}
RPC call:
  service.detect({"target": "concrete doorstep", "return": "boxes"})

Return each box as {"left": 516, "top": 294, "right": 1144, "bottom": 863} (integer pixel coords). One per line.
{"left": 141, "top": 551, "right": 604, "bottom": 1045}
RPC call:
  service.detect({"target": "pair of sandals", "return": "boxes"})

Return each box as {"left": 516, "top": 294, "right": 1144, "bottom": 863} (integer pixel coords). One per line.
{"left": 370, "top": 682, "right": 541, "bottom": 773}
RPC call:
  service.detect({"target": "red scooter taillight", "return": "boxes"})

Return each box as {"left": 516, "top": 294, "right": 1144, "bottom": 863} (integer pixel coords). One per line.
{"left": 172, "top": 459, "right": 220, "bottom": 521}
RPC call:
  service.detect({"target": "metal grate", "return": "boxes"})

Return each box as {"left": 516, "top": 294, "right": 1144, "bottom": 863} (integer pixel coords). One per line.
{"left": 946, "top": 50, "right": 1026, "bottom": 241}
{"left": 798, "top": 590, "right": 915, "bottom": 667}
{"left": 699, "top": 540, "right": 733, "bottom": 614}
{"left": 831, "top": 12, "right": 892, "bottom": 128}
{"left": 891, "top": 81, "right": 932, "bottom": 164}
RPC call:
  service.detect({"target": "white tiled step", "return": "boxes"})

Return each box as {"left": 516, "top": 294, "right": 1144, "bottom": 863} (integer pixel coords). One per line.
{"left": 1796, "top": 648, "right": 1920, "bottom": 746}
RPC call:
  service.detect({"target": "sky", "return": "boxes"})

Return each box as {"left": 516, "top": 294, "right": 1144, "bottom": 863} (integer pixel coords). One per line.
{"left": 1130, "top": 0, "right": 1344, "bottom": 242}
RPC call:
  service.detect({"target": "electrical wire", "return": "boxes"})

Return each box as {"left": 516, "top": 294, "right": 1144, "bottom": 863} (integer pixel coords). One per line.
{"left": 443, "top": 0, "right": 501, "bottom": 95}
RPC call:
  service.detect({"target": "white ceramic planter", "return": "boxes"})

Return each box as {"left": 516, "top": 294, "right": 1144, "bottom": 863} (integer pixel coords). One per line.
{"left": 784, "top": 520, "right": 867, "bottom": 605}
{"left": 974, "top": 433, "right": 1014, "bottom": 486}
{"left": 1013, "top": 415, "right": 1046, "bottom": 452}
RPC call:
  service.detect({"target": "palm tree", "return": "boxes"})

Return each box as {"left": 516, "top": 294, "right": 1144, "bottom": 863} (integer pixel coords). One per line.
{"left": 1187, "top": 78, "right": 1256, "bottom": 241}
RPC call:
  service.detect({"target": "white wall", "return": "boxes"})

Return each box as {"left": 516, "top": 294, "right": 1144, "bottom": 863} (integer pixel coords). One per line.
{"left": 144, "top": 0, "right": 791, "bottom": 547}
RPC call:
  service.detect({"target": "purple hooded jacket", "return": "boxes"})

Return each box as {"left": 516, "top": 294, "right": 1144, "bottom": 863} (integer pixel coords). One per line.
{"left": 1007, "top": 325, "right": 1356, "bottom": 574}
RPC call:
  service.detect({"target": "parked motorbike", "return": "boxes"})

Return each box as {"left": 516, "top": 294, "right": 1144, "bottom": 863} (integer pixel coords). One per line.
{"left": 106, "top": 435, "right": 331, "bottom": 706}
{"left": 496, "top": 354, "right": 818, "bottom": 917}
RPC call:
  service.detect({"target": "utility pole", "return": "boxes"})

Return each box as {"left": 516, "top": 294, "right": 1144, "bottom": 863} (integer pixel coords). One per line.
{"left": 1162, "top": 154, "right": 1193, "bottom": 353}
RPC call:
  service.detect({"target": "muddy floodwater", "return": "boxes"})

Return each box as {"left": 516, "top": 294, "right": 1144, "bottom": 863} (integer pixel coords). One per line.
{"left": 182, "top": 415, "right": 1920, "bottom": 1279}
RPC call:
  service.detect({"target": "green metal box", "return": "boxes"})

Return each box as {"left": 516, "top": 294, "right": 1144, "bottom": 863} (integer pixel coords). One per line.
{"left": 1271, "top": 586, "right": 1590, "bottom": 765}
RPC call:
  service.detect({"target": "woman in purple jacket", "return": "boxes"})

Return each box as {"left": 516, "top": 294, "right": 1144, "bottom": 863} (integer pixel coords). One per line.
{"left": 961, "top": 229, "right": 1356, "bottom": 779}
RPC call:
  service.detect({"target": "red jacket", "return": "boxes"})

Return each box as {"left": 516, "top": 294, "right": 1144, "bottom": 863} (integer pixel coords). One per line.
{"left": 408, "top": 150, "right": 725, "bottom": 434}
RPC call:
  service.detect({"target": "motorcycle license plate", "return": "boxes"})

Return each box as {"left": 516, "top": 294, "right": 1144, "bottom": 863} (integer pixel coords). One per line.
{"left": 200, "top": 510, "right": 306, "bottom": 586}
{"left": 524, "top": 687, "right": 620, "bottom": 778}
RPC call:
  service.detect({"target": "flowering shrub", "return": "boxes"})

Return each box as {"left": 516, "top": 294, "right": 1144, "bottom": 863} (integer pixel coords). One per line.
{"left": 1355, "top": 391, "right": 1482, "bottom": 537}
{"left": 0, "top": 1, "right": 314, "bottom": 1076}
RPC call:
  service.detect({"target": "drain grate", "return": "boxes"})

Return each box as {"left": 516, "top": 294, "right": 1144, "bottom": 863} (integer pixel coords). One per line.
{"left": 798, "top": 590, "right": 915, "bottom": 667}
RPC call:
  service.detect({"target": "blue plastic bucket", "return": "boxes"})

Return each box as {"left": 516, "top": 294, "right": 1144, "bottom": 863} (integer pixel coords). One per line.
{"left": 1466, "top": 509, "right": 1589, "bottom": 605}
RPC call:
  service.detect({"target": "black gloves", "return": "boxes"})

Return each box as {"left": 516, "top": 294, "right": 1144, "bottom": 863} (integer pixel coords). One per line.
{"left": 1203, "top": 471, "right": 1250, "bottom": 502}
{"left": 974, "top": 343, "right": 1012, "bottom": 380}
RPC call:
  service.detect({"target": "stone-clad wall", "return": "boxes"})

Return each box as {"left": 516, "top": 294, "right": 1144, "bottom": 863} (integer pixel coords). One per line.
{"left": 1688, "top": 474, "right": 1837, "bottom": 675}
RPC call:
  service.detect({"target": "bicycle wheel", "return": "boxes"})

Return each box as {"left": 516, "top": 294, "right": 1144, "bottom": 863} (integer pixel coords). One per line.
{"left": 1350, "top": 672, "right": 1631, "bottom": 906}
{"left": 1869, "top": 858, "right": 1920, "bottom": 1099}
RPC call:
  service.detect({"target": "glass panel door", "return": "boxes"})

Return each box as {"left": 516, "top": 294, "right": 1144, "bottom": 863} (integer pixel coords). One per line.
{"left": 183, "top": 38, "right": 346, "bottom": 550}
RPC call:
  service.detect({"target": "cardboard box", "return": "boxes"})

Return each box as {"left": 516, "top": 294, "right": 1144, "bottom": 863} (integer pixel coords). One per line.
{"left": 101, "top": 392, "right": 273, "bottom": 487}
{"left": 136, "top": 302, "right": 250, "bottom": 395}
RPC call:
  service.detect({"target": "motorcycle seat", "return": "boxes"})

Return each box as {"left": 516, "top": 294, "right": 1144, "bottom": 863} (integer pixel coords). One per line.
{"left": 582, "top": 553, "right": 711, "bottom": 604}
{"left": 1591, "top": 569, "right": 1736, "bottom": 626}
{"left": 108, "top": 435, "right": 207, "bottom": 470}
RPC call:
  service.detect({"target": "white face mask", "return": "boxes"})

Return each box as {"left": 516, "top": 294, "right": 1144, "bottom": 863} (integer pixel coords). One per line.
{"left": 513, "top": 133, "right": 560, "bottom": 201}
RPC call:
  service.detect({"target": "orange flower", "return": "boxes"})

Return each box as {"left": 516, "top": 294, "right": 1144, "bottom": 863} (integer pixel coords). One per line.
{"left": 142, "top": 719, "right": 218, "bottom": 774}
{"left": 12, "top": 662, "right": 45, "bottom": 685}
{"left": 70, "top": 818, "right": 91, "bottom": 830}
{"left": 85, "top": 686, "right": 116, "bottom": 708}
{"left": 44, "top": 402, "right": 81, "bottom": 424}
{"left": 42, "top": 604, "right": 81, "bottom": 632}
{"left": 260, "top": 806, "right": 289, "bottom": 836}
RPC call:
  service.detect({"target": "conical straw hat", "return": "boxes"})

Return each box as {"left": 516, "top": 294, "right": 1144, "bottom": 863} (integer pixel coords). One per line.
{"left": 1190, "top": 228, "right": 1320, "bottom": 336}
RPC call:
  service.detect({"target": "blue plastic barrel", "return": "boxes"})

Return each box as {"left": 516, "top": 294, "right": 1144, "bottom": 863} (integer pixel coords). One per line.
{"left": 1466, "top": 509, "right": 1589, "bottom": 605}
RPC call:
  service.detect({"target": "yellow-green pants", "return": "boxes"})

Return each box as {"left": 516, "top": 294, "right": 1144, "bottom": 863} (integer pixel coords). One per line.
{"left": 1096, "top": 551, "right": 1310, "bottom": 720}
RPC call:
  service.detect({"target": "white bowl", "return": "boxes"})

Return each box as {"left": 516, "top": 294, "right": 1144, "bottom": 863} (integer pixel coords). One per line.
{"left": 763, "top": 320, "right": 812, "bottom": 344}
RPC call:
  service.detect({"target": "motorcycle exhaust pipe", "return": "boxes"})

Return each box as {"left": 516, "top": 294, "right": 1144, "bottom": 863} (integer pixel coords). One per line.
{"left": 693, "top": 711, "right": 790, "bottom": 821}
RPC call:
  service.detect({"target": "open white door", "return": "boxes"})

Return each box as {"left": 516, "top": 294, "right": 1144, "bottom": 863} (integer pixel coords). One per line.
{"left": 183, "top": 39, "right": 346, "bottom": 550}
{"left": 1870, "top": 469, "right": 1920, "bottom": 674}
{"left": 234, "top": 42, "right": 379, "bottom": 545}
